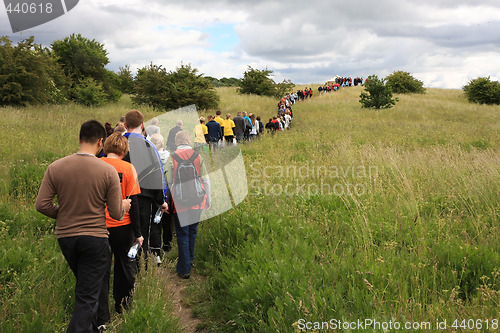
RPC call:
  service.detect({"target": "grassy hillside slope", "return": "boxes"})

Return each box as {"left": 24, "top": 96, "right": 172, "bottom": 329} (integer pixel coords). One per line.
{"left": 193, "top": 87, "right": 500, "bottom": 331}
{"left": 0, "top": 87, "right": 499, "bottom": 332}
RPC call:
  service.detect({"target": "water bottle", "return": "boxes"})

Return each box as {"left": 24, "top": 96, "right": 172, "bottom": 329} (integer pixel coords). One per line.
{"left": 127, "top": 242, "right": 139, "bottom": 259}
{"left": 153, "top": 208, "right": 163, "bottom": 224}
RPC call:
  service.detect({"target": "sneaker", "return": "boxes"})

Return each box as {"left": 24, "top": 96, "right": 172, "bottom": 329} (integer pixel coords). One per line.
{"left": 97, "top": 325, "right": 106, "bottom": 333}
{"left": 155, "top": 255, "right": 162, "bottom": 266}
{"left": 177, "top": 272, "right": 190, "bottom": 279}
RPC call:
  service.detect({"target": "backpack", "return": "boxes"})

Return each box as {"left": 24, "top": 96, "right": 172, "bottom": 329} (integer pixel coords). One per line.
{"left": 170, "top": 150, "right": 206, "bottom": 207}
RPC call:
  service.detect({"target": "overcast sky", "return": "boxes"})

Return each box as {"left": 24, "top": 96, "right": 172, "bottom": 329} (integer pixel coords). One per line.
{"left": 1, "top": 0, "right": 499, "bottom": 88}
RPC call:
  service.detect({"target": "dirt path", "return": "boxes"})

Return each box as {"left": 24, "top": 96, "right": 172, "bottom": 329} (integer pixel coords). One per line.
{"left": 161, "top": 260, "right": 204, "bottom": 332}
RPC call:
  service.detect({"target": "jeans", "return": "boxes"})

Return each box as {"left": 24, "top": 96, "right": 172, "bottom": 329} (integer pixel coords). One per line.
{"left": 193, "top": 142, "right": 207, "bottom": 153}
{"left": 174, "top": 209, "right": 202, "bottom": 275}
{"left": 209, "top": 140, "right": 219, "bottom": 152}
{"left": 58, "top": 236, "right": 111, "bottom": 333}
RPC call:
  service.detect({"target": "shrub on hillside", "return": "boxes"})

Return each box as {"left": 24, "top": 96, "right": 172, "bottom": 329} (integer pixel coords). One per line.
{"left": 239, "top": 66, "right": 294, "bottom": 98}
{"left": 463, "top": 77, "right": 500, "bottom": 105}
{"left": 118, "top": 64, "right": 135, "bottom": 94}
{"left": 51, "top": 34, "right": 122, "bottom": 106}
{"left": 206, "top": 76, "right": 242, "bottom": 87}
{"left": 0, "top": 36, "right": 69, "bottom": 106}
{"left": 385, "top": 71, "right": 425, "bottom": 94}
{"left": 359, "top": 75, "right": 397, "bottom": 109}
{"left": 73, "top": 78, "right": 107, "bottom": 107}
{"left": 133, "top": 63, "right": 219, "bottom": 111}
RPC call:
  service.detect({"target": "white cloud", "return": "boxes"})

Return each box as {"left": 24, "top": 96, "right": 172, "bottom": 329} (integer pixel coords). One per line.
{"left": 1, "top": 0, "right": 499, "bottom": 88}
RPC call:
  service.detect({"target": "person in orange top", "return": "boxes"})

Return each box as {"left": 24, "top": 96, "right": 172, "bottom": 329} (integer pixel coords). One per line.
{"left": 100, "top": 133, "right": 143, "bottom": 319}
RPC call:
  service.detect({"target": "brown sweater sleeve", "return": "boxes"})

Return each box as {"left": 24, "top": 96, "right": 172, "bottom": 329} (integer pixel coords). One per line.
{"left": 35, "top": 166, "right": 58, "bottom": 219}
{"left": 106, "top": 170, "right": 125, "bottom": 221}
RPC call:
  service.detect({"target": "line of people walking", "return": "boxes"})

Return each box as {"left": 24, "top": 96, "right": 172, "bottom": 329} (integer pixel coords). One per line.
{"left": 36, "top": 109, "right": 211, "bottom": 332}
{"left": 36, "top": 94, "right": 305, "bottom": 331}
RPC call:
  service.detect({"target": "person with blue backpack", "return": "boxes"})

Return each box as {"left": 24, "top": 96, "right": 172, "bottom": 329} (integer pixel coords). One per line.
{"left": 165, "top": 130, "right": 210, "bottom": 279}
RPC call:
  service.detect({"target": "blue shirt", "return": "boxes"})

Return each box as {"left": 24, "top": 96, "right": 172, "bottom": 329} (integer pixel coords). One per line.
{"left": 206, "top": 120, "right": 222, "bottom": 141}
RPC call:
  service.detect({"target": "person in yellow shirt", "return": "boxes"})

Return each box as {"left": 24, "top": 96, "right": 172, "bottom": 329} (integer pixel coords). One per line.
{"left": 223, "top": 113, "right": 236, "bottom": 145}
{"left": 193, "top": 117, "right": 208, "bottom": 152}
{"left": 214, "top": 110, "right": 225, "bottom": 141}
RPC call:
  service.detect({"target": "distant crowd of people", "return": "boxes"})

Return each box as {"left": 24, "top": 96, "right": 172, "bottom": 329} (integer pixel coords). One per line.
{"left": 334, "top": 76, "right": 364, "bottom": 87}
{"left": 189, "top": 110, "right": 266, "bottom": 150}
{"left": 317, "top": 77, "right": 364, "bottom": 94}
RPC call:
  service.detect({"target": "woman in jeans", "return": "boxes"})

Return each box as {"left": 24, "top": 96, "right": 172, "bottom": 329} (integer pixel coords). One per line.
{"left": 164, "top": 131, "right": 210, "bottom": 279}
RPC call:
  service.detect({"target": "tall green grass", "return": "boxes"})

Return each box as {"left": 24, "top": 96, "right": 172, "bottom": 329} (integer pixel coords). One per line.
{"left": 0, "top": 97, "right": 179, "bottom": 332}
{"left": 191, "top": 87, "right": 500, "bottom": 331}
{"left": 1, "top": 87, "right": 499, "bottom": 332}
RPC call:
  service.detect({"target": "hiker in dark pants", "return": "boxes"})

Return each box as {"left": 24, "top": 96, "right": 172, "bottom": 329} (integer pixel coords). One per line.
{"left": 123, "top": 110, "right": 168, "bottom": 268}
{"left": 205, "top": 115, "right": 223, "bottom": 152}
{"left": 36, "top": 120, "right": 131, "bottom": 333}
{"left": 232, "top": 112, "right": 245, "bottom": 143}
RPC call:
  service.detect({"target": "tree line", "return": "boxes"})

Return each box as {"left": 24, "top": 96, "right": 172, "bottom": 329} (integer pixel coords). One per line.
{"left": 0, "top": 35, "right": 296, "bottom": 110}
{"left": 359, "top": 71, "right": 500, "bottom": 109}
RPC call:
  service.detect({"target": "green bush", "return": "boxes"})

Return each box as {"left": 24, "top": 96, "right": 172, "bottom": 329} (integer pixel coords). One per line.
{"left": 359, "top": 75, "right": 397, "bottom": 109}
{"left": 463, "top": 77, "right": 500, "bottom": 105}
{"left": 73, "top": 77, "right": 107, "bottom": 107}
{"left": 238, "top": 66, "right": 294, "bottom": 98}
{"left": 206, "top": 76, "right": 241, "bottom": 87}
{"left": 133, "top": 63, "right": 219, "bottom": 111}
{"left": 52, "top": 34, "right": 122, "bottom": 106}
{"left": 385, "top": 71, "right": 425, "bottom": 94}
{"left": 118, "top": 64, "right": 135, "bottom": 94}
{"left": 0, "top": 36, "right": 69, "bottom": 106}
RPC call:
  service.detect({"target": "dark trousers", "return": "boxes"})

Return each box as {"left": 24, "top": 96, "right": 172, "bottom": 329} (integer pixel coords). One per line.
{"left": 149, "top": 206, "right": 163, "bottom": 256}
{"left": 174, "top": 209, "right": 202, "bottom": 275}
{"left": 58, "top": 236, "right": 111, "bottom": 333}
{"left": 235, "top": 132, "right": 244, "bottom": 143}
{"left": 137, "top": 195, "right": 153, "bottom": 261}
{"left": 150, "top": 206, "right": 173, "bottom": 255}
{"left": 161, "top": 210, "right": 173, "bottom": 251}
{"left": 99, "top": 224, "right": 136, "bottom": 317}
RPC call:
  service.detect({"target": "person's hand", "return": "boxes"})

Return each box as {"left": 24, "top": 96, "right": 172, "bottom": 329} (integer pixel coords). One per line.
{"left": 122, "top": 198, "right": 131, "bottom": 212}
{"left": 160, "top": 202, "right": 169, "bottom": 213}
{"left": 136, "top": 236, "right": 144, "bottom": 248}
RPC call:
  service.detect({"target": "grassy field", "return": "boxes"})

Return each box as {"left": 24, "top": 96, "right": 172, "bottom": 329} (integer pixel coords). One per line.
{"left": 1, "top": 86, "right": 499, "bottom": 332}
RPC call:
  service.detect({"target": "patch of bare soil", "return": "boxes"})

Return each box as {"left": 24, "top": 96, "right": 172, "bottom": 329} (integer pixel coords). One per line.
{"left": 160, "top": 260, "right": 205, "bottom": 333}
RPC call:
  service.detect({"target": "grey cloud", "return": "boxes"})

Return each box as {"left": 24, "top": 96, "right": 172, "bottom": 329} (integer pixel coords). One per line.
{"left": 375, "top": 21, "right": 500, "bottom": 49}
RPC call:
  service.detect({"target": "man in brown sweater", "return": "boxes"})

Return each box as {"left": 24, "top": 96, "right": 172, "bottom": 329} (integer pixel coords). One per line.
{"left": 36, "top": 120, "right": 131, "bottom": 333}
